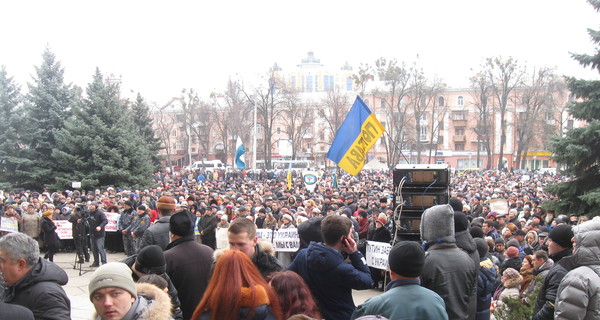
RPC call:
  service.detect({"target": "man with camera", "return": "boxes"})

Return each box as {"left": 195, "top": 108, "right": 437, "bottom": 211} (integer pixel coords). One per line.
{"left": 68, "top": 205, "right": 90, "bottom": 263}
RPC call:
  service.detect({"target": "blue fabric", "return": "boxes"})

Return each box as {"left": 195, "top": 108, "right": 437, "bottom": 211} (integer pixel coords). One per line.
{"left": 288, "top": 241, "right": 372, "bottom": 320}
{"left": 326, "top": 96, "right": 373, "bottom": 163}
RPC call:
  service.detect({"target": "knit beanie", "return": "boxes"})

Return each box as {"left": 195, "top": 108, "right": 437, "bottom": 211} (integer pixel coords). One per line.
{"left": 548, "top": 224, "right": 574, "bottom": 248}
{"left": 454, "top": 212, "right": 469, "bottom": 232}
{"left": 449, "top": 197, "right": 463, "bottom": 212}
{"left": 420, "top": 204, "right": 455, "bottom": 242}
{"left": 89, "top": 262, "right": 137, "bottom": 300}
{"left": 169, "top": 211, "right": 194, "bottom": 237}
{"left": 474, "top": 237, "right": 488, "bottom": 259}
{"left": 505, "top": 246, "right": 519, "bottom": 258}
{"left": 506, "top": 239, "right": 520, "bottom": 248}
{"left": 470, "top": 226, "right": 484, "bottom": 239}
{"left": 157, "top": 196, "right": 176, "bottom": 210}
{"left": 388, "top": 241, "right": 425, "bottom": 277}
{"left": 502, "top": 267, "right": 520, "bottom": 280}
{"left": 135, "top": 245, "right": 166, "bottom": 274}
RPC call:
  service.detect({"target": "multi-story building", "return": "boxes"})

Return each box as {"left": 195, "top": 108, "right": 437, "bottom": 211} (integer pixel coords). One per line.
{"left": 153, "top": 52, "right": 583, "bottom": 171}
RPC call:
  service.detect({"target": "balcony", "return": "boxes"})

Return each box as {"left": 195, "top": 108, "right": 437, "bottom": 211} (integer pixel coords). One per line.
{"left": 452, "top": 120, "right": 467, "bottom": 127}
{"left": 453, "top": 135, "right": 466, "bottom": 142}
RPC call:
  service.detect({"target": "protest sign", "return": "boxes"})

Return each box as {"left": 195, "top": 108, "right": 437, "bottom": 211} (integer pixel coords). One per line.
{"left": 366, "top": 241, "right": 392, "bottom": 270}
{"left": 0, "top": 217, "right": 19, "bottom": 233}
{"left": 55, "top": 220, "right": 73, "bottom": 239}
{"left": 104, "top": 211, "right": 119, "bottom": 232}
{"left": 272, "top": 228, "right": 300, "bottom": 252}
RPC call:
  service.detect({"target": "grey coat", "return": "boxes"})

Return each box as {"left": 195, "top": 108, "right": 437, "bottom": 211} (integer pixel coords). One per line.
{"left": 555, "top": 221, "right": 600, "bottom": 320}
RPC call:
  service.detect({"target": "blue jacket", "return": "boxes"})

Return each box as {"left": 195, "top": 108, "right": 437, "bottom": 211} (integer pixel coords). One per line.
{"left": 288, "top": 241, "right": 372, "bottom": 320}
{"left": 351, "top": 279, "right": 448, "bottom": 320}
{"left": 476, "top": 257, "right": 497, "bottom": 320}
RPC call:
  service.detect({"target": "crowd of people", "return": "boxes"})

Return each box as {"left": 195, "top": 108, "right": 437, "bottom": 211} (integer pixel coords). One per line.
{"left": 0, "top": 167, "right": 598, "bottom": 320}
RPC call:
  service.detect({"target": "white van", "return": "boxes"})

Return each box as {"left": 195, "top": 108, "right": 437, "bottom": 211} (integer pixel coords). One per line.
{"left": 190, "top": 160, "right": 225, "bottom": 171}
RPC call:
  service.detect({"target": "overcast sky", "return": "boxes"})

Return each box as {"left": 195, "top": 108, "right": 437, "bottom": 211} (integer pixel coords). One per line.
{"left": 1, "top": 0, "right": 599, "bottom": 105}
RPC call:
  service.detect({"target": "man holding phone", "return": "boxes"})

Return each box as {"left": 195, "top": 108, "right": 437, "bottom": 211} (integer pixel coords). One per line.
{"left": 288, "top": 214, "right": 372, "bottom": 320}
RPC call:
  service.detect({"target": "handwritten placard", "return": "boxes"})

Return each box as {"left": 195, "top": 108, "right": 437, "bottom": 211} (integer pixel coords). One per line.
{"left": 0, "top": 217, "right": 19, "bottom": 233}
{"left": 366, "top": 241, "right": 392, "bottom": 270}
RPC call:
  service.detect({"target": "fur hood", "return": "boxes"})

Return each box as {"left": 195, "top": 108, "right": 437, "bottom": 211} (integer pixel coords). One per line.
{"left": 92, "top": 283, "right": 172, "bottom": 320}
{"left": 213, "top": 240, "right": 276, "bottom": 261}
{"left": 502, "top": 274, "right": 523, "bottom": 289}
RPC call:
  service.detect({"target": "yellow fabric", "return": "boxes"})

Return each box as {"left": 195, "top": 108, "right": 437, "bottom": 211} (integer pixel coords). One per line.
{"left": 337, "top": 113, "right": 384, "bottom": 176}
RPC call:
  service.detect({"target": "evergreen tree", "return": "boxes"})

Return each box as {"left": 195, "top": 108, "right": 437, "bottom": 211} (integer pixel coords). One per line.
{"left": 0, "top": 67, "right": 29, "bottom": 190}
{"left": 130, "top": 93, "right": 163, "bottom": 170}
{"left": 21, "top": 48, "right": 76, "bottom": 190}
{"left": 546, "top": 0, "right": 600, "bottom": 217}
{"left": 52, "top": 68, "right": 154, "bottom": 190}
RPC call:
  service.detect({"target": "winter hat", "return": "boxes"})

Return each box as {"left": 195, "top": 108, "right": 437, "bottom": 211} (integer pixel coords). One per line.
{"left": 282, "top": 214, "right": 293, "bottom": 222}
{"left": 124, "top": 200, "right": 133, "bottom": 207}
{"left": 494, "top": 238, "right": 505, "bottom": 245}
{"left": 169, "top": 211, "right": 194, "bottom": 237}
{"left": 505, "top": 246, "right": 519, "bottom": 258}
{"left": 376, "top": 217, "right": 387, "bottom": 225}
{"left": 506, "top": 239, "right": 520, "bottom": 248}
{"left": 506, "top": 223, "right": 518, "bottom": 233}
{"left": 548, "top": 224, "right": 574, "bottom": 248}
{"left": 157, "top": 196, "right": 176, "bottom": 210}
{"left": 89, "top": 262, "right": 137, "bottom": 300}
{"left": 449, "top": 197, "right": 463, "bottom": 212}
{"left": 454, "top": 212, "right": 469, "bottom": 232}
{"left": 420, "top": 204, "right": 455, "bottom": 242}
{"left": 135, "top": 245, "right": 166, "bottom": 275}
{"left": 42, "top": 210, "right": 53, "bottom": 217}
{"left": 137, "top": 205, "right": 147, "bottom": 212}
{"left": 470, "top": 226, "right": 484, "bottom": 239}
{"left": 502, "top": 267, "right": 520, "bottom": 280}
{"left": 388, "top": 241, "right": 425, "bottom": 277}
{"left": 474, "top": 237, "right": 489, "bottom": 259}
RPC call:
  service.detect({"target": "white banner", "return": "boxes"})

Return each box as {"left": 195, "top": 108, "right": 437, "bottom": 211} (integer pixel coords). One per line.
{"left": 366, "top": 241, "right": 392, "bottom": 270}
{"left": 0, "top": 217, "right": 19, "bottom": 233}
{"left": 273, "top": 228, "right": 300, "bottom": 252}
{"left": 216, "top": 227, "right": 229, "bottom": 249}
{"left": 55, "top": 220, "right": 73, "bottom": 239}
{"left": 255, "top": 228, "right": 274, "bottom": 242}
{"left": 104, "top": 211, "right": 119, "bottom": 232}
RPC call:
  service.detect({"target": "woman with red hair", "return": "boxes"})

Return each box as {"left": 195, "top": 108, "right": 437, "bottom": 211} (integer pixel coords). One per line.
{"left": 269, "top": 271, "right": 322, "bottom": 320}
{"left": 192, "top": 250, "right": 282, "bottom": 320}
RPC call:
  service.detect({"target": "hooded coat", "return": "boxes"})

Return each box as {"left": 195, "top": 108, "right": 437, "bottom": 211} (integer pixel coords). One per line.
{"left": 555, "top": 221, "right": 600, "bottom": 320}
{"left": 3, "top": 258, "right": 70, "bottom": 320}
{"left": 93, "top": 282, "right": 173, "bottom": 320}
{"left": 288, "top": 241, "right": 373, "bottom": 320}
{"left": 532, "top": 247, "right": 576, "bottom": 320}
{"left": 476, "top": 258, "right": 497, "bottom": 320}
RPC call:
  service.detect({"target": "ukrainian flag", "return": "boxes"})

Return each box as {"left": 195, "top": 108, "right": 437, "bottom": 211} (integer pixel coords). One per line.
{"left": 327, "top": 96, "right": 384, "bottom": 176}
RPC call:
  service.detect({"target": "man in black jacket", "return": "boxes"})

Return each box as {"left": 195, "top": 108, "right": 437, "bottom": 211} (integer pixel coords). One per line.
{"left": 532, "top": 224, "right": 575, "bottom": 320}
{"left": 87, "top": 202, "right": 108, "bottom": 267}
{"left": 0, "top": 233, "right": 70, "bottom": 320}
{"left": 164, "top": 211, "right": 214, "bottom": 320}
{"left": 197, "top": 206, "right": 217, "bottom": 249}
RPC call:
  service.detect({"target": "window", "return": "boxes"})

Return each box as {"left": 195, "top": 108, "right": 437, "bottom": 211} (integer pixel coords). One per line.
{"left": 437, "top": 136, "right": 444, "bottom": 144}
{"left": 172, "top": 130, "right": 177, "bottom": 137}
{"left": 545, "top": 112, "right": 553, "bottom": 120}
{"left": 436, "top": 159, "right": 445, "bottom": 165}
{"left": 419, "top": 126, "right": 428, "bottom": 141}
{"left": 192, "top": 148, "right": 196, "bottom": 153}
{"left": 419, "top": 113, "right": 428, "bottom": 122}
{"left": 567, "top": 119, "right": 574, "bottom": 129}
{"left": 291, "top": 76, "right": 296, "bottom": 89}
{"left": 276, "top": 127, "right": 281, "bottom": 134}
{"left": 455, "top": 128, "right": 464, "bottom": 136}
{"left": 455, "top": 143, "right": 465, "bottom": 151}
{"left": 438, "top": 120, "right": 444, "bottom": 130}
{"left": 380, "top": 98, "right": 387, "bottom": 109}
{"left": 451, "top": 111, "right": 467, "bottom": 120}
{"left": 307, "top": 75, "right": 314, "bottom": 92}
{"left": 438, "top": 96, "right": 445, "bottom": 107}
{"left": 519, "top": 112, "right": 528, "bottom": 121}
{"left": 346, "top": 77, "right": 353, "bottom": 91}
{"left": 457, "top": 96, "right": 464, "bottom": 106}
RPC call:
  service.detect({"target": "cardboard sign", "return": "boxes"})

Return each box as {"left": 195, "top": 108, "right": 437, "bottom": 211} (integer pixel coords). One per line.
{"left": 0, "top": 217, "right": 19, "bottom": 233}
{"left": 489, "top": 199, "right": 508, "bottom": 215}
{"left": 255, "top": 228, "right": 274, "bottom": 242}
{"left": 55, "top": 220, "right": 73, "bottom": 240}
{"left": 366, "top": 241, "right": 392, "bottom": 270}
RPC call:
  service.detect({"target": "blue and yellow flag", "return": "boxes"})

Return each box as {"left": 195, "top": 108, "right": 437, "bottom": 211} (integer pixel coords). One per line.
{"left": 326, "top": 96, "right": 384, "bottom": 176}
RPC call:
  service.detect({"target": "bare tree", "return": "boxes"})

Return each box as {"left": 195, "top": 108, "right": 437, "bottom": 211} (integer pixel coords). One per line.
{"left": 318, "top": 87, "right": 350, "bottom": 169}
{"left": 280, "top": 86, "right": 312, "bottom": 160}
{"left": 469, "top": 72, "right": 494, "bottom": 169}
{"left": 514, "top": 67, "right": 565, "bottom": 169}
{"left": 483, "top": 57, "right": 526, "bottom": 170}
{"left": 153, "top": 104, "right": 176, "bottom": 167}
{"left": 242, "top": 66, "right": 283, "bottom": 170}
{"left": 211, "top": 79, "right": 253, "bottom": 166}
{"left": 352, "top": 63, "right": 373, "bottom": 97}
{"left": 180, "top": 88, "right": 212, "bottom": 166}
{"left": 424, "top": 77, "right": 448, "bottom": 164}
{"left": 372, "top": 57, "right": 412, "bottom": 168}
